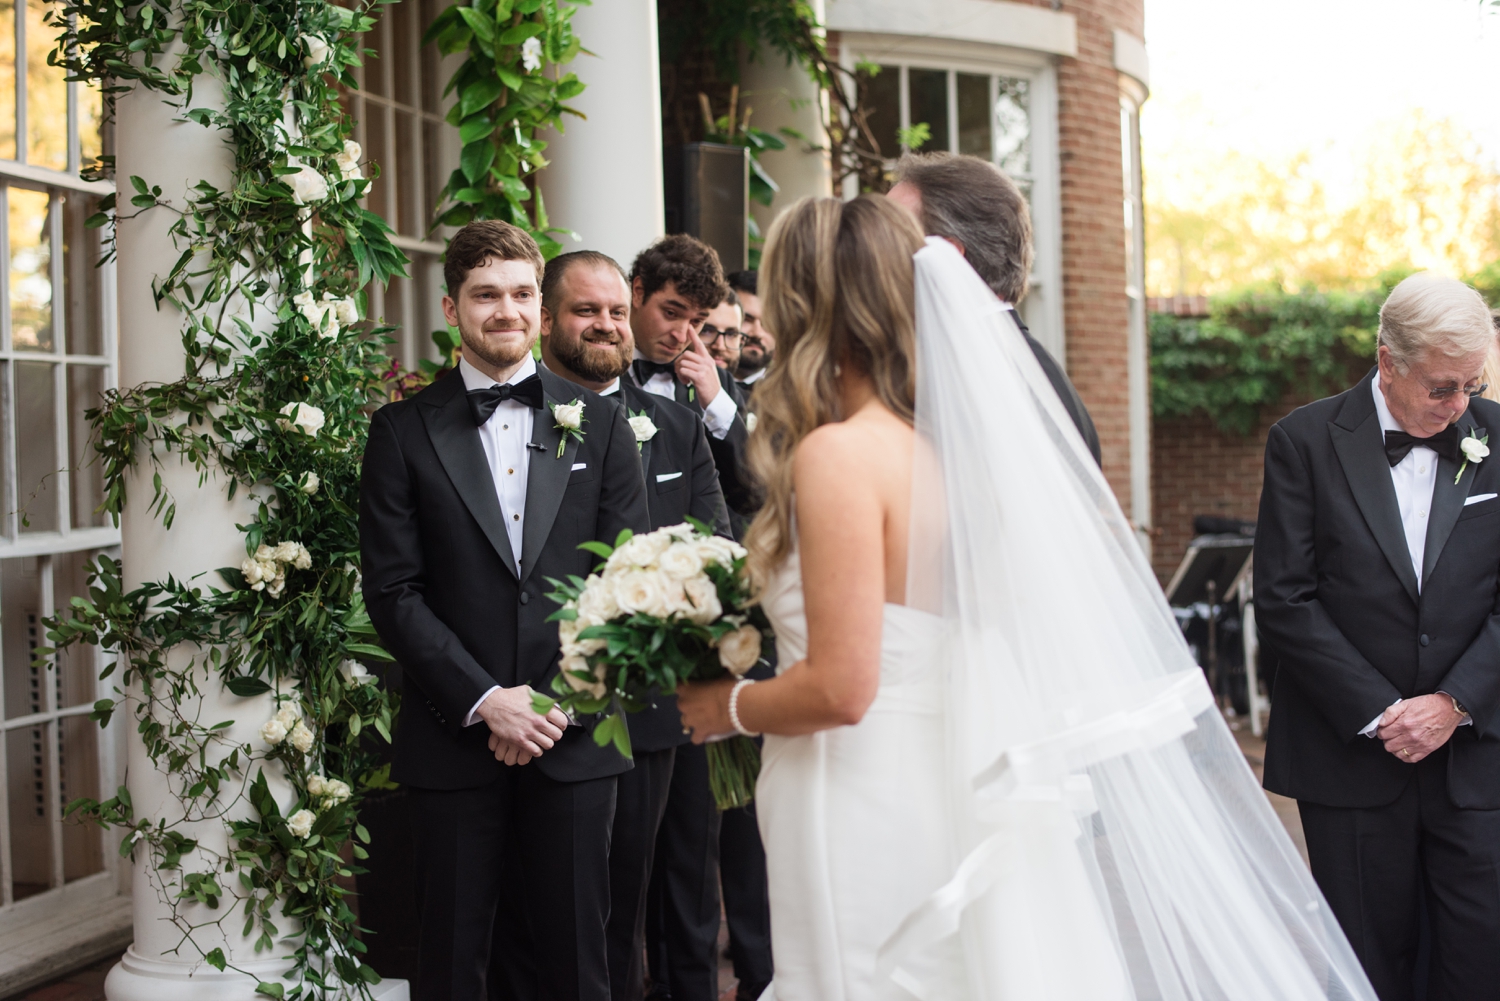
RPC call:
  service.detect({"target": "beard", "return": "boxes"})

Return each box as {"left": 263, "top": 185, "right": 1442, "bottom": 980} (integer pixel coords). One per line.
{"left": 737, "top": 344, "right": 773, "bottom": 376}
{"left": 461, "top": 323, "right": 536, "bottom": 371}
{"left": 552, "top": 327, "right": 632, "bottom": 383}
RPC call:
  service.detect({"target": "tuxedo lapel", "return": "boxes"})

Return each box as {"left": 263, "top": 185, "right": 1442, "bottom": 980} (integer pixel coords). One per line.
{"left": 1422, "top": 415, "right": 1483, "bottom": 587}
{"left": 521, "top": 369, "right": 580, "bottom": 583}
{"left": 1329, "top": 379, "right": 1419, "bottom": 604}
{"left": 631, "top": 390, "right": 658, "bottom": 471}
{"left": 417, "top": 371, "right": 519, "bottom": 578}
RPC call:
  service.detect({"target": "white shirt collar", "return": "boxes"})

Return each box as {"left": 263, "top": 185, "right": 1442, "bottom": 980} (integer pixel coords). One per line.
{"left": 459, "top": 352, "right": 537, "bottom": 392}
{"left": 1372, "top": 372, "right": 1403, "bottom": 435}
{"left": 739, "top": 366, "right": 768, "bottom": 386}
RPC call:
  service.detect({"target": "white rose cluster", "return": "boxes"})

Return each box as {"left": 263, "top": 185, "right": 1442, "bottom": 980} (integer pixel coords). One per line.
{"left": 334, "top": 140, "right": 363, "bottom": 182}
{"left": 287, "top": 808, "right": 316, "bottom": 839}
{"left": 293, "top": 290, "right": 359, "bottom": 338}
{"left": 278, "top": 401, "right": 326, "bottom": 437}
{"left": 558, "top": 525, "right": 756, "bottom": 684}
{"left": 260, "top": 702, "right": 315, "bottom": 753}
{"left": 241, "top": 541, "right": 313, "bottom": 598}
{"left": 306, "top": 774, "right": 352, "bottom": 806}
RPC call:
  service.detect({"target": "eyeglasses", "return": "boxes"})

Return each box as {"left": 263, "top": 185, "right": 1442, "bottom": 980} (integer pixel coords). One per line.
{"left": 1417, "top": 379, "right": 1489, "bottom": 401}
{"left": 700, "top": 325, "right": 743, "bottom": 348}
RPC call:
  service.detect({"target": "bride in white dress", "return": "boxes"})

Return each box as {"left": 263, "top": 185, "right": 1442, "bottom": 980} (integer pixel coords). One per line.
{"left": 678, "top": 196, "right": 1376, "bottom": 1001}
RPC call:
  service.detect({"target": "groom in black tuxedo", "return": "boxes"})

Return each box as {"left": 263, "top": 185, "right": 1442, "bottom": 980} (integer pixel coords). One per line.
{"left": 1255, "top": 273, "right": 1500, "bottom": 1000}
{"left": 360, "top": 221, "right": 649, "bottom": 1001}
{"left": 535, "top": 249, "right": 733, "bottom": 1001}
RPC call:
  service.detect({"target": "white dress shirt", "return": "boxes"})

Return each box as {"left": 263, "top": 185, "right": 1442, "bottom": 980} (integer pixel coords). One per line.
{"left": 1360, "top": 375, "right": 1469, "bottom": 737}
{"left": 739, "top": 366, "right": 768, "bottom": 387}
{"left": 460, "top": 354, "right": 537, "bottom": 726}
{"left": 634, "top": 350, "right": 736, "bottom": 439}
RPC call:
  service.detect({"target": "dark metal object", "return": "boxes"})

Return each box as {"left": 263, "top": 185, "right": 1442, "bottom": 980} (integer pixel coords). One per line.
{"left": 664, "top": 142, "right": 749, "bottom": 272}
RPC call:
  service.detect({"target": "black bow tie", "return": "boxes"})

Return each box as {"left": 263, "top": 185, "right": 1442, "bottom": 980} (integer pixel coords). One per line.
{"left": 1384, "top": 425, "right": 1460, "bottom": 467}
{"left": 467, "top": 374, "right": 545, "bottom": 426}
{"left": 632, "top": 359, "right": 677, "bottom": 385}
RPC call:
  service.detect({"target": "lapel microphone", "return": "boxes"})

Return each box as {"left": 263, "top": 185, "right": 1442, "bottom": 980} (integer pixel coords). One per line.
{"left": 526, "top": 442, "right": 545, "bottom": 452}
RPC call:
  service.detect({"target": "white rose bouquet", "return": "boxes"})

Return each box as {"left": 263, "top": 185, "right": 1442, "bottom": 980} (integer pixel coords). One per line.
{"left": 541, "top": 520, "right": 771, "bottom": 809}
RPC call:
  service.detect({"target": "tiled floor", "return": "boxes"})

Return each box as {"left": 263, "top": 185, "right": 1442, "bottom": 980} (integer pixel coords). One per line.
{"left": 12, "top": 722, "right": 1299, "bottom": 1001}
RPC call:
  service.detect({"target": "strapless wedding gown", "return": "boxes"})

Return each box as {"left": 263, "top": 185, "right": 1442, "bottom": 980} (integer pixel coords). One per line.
{"left": 755, "top": 534, "right": 969, "bottom": 1001}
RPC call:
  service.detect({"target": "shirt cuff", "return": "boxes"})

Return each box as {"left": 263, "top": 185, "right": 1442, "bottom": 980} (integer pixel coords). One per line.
{"left": 1360, "top": 698, "right": 1402, "bottom": 737}
{"left": 701, "top": 389, "right": 737, "bottom": 439}
{"left": 465, "top": 685, "right": 502, "bottom": 727}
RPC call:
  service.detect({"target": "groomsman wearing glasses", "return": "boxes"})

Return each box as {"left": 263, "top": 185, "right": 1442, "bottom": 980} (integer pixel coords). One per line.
{"left": 726, "top": 271, "right": 773, "bottom": 400}
{"left": 702, "top": 292, "right": 744, "bottom": 374}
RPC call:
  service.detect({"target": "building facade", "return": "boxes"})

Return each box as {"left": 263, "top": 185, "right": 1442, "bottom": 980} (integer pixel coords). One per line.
{"left": 0, "top": 0, "right": 1152, "bottom": 994}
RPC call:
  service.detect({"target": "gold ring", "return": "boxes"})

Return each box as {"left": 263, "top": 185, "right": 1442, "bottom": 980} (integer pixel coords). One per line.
{"left": 1400, "top": 748, "right": 1410, "bottom": 757}
{"left": 682, "top": 726, "right": 691, "bottom": 735}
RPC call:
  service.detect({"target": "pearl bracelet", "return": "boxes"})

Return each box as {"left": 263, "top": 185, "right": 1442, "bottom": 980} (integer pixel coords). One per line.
{"left": 728, "top": 678, "right": 759, "bottom": 738}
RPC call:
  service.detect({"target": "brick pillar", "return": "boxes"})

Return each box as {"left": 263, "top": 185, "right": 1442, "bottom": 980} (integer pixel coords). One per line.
{"left": 1055, "top": 0, "right": 1144, "bottom": 508}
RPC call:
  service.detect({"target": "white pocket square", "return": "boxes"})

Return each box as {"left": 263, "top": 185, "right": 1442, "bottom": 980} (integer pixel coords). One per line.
{"left": 655, "top": 471, "right": 683, "bottom": 483}
{"left": 1465, "top": 492, "right": 1497, "bottom": 506}
{"left": 571, "top": 462, "right": 587, "bottom": 471}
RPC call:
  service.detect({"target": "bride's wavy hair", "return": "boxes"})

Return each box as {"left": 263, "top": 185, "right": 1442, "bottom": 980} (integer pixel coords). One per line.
{"left": 744, "top": 195, "right": 926, "bottom": 582}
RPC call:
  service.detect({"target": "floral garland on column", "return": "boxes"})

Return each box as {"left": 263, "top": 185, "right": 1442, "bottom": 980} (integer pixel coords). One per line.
{"left": 42, "top": 0, "right": 407, "bottom": 997}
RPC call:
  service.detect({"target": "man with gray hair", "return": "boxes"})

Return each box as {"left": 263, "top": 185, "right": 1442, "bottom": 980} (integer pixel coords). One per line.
{"left": 1255, "top": 272, "right": 1500, "bottom": 999}
{"left": 888, "top": 152, "right": 1101, "bottom": 464}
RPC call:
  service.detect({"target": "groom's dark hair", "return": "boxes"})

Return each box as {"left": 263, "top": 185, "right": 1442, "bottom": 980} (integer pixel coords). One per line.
{"left": 444, "top": 219, "right": 545, "bottom": 295}
{"left": 893, "top": 152, "right": 1033, "bottom": 305}
{"left": 630, "top": 234, "right": 730, "bottom": 310}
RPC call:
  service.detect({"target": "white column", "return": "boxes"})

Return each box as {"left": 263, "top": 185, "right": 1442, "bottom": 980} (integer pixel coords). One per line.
{"left": 103, "top": 76, "right": 409, "bottom": 1001}
{"left": 738, "top": 0, "right": 831, "bottom": 233}
{"left": 536, "top": 0, "right": 664, "bottom": 268}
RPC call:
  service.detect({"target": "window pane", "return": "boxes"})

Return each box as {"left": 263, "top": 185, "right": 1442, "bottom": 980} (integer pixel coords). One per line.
{"left": 59, "top": 714, "right": 100, "bottom": 881}
{"left": 52, "top": 550, "right": 97, "bottom": 708}
{"left": 423, "top": 119, "right": 443, "bottom": 235}
{"left": 3, "top": 556, "right": 45, "bottom": 721}
{"left": 0, "top": 0, "right": 15, "bottom": 160}
{"left": 396, "top": 108, "right": 418, "bottom": 237}
{"left": 907, "top": 68, "right": 948, "bottom": 154}
{"left": 7, "top": 724, "right": 54, "bottom": 899}
{"left": 15, "top": 360, "right": 57, "bottom": 533}
{"left": 79, "top": 82, "right": 103, "bottom": 167}
{"left": 66, "top": 365, "right": 104, "bottom": 528}
{"left": 365, "top": 106, "right": 389, "bottom": 225}
{"left": 25, "top": 1, "right": 67, "bottom": 170}
{"left": 11, "top": 186, "right": 53, "bottom": 352}
{"left": 420, "top": 0, "right": 442, "bottom": 113}
{"left": 994, "top": 77, "right": 1031, "bottom": 179}
{"left": 956, "top": 73, "right": 990, "bottom": 158}
{"left": 860, "top": 64, "right": 900, "bottom": 162}
{"left": 393, "top": 0, "right": 417, "bottom": 109}
{"left": 365, "top": 11, "right": 388, "bottom": 97}
{"left": 63, "top": 193, "right": 104, "bottom": 357}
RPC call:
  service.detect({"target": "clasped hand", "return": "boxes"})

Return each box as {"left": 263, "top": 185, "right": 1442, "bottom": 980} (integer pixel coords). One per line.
{"left": 676, "top": 677, "right": 736, "bottom": 745}
{"left": 478, "top": 686, "right": 570, "bottom": 766}
{"left": 1376, "top": 693, "right": 1465, "bottom": 764}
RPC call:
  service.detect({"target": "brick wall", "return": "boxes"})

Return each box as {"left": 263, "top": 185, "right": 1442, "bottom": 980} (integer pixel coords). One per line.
{"left": 1056, "top": 0, "right": 1144, "bottom": 508}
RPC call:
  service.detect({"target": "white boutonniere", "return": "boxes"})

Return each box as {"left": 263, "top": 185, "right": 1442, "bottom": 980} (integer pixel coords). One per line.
{"left": 628, "top": 411, "right": 658, "bottom": 451}
{"left": 1457, "top": 429, "right": 1490, "bottom": 484}
{"left": 552, "top": 400, "right": 586, "bottom": 458}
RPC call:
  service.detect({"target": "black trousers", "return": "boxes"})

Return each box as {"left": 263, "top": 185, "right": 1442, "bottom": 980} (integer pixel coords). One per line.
{"left": 606, "top": 747, "right": 677, "bottom": 1001}
{"left": 1299, "top": 745, "right": 1500, "bottom": 1001}
{"left": 407, "top": 768, "right": 617, "bottom": 1001}
{"left": 718, "top": 800, "right": 773, "bottom": 1000}
{"left": 645, "top": 742, "right": 722, "bottom": 1001}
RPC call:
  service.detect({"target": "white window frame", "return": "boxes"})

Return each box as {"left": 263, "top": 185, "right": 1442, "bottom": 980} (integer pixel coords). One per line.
{"left": 0, "top": 0, "right": 126, "bottom": 954}
{"left": 838, "top": 33, "right": 1066, "bottom": 364}
{"left": 1120, "top": 77, "right": 1150, "bottom": 549}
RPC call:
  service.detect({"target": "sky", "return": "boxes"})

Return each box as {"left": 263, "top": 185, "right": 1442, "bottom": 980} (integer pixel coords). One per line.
{"left": 1141, "top": 0, "right": 1500, "bottom": 183}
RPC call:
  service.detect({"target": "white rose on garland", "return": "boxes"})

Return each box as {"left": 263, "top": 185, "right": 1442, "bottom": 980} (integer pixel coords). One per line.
{"left": 301, "top": 34, "right": 331, "bottom": 69}
{"left": 287, "top": 165, "right": 330, "bottom": 205}
{"left": 299, "top": 471, "right": 320, "bottom": 495}
{"left": 286, "top": 809, "right": 316, "bottom": 839}
{"left": 338, "top": 660, "right": 376, "bottom": 686}
{"left": 307, "top": 775, "right": 351, "bottom": 806}
{"left": 260, "top": 718, "right": 288, "bottom": 746}
{"left": 288, "top": 720, "right": 315, "bottom": 754}
{"left": 278, "top": 401, "right": 326, "bottom": 437}
{"left": 334, "top": 140, "right": 363, "bottom": 181}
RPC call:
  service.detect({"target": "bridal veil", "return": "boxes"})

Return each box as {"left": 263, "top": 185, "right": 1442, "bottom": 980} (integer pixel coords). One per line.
{"left": 884, "top": 238, "right": 1374, "bottom": 1000}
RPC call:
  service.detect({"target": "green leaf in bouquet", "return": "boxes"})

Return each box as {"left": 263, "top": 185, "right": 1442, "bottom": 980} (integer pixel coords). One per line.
{"left": 546, "top": 606, "right": 578, "bottom": 623}
{"left": 592, "top": 711, "right": 633, "bottom": 759}
{"left": 530, "top": 691, "right": 557, "bottom": 716}
{"left": 577, "top": 540, "right": 615, "bottom": 561}
{"left": 684, "top": 515, "right": 712, "bottom": 537}
{"left": 613, "top": 528, "right": 636, "bottom": 549}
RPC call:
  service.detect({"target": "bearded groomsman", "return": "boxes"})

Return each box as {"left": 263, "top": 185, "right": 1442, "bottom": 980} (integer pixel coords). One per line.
{"left": 360, "top": 221, "right": 649, "bottom": 1001}
{"left": 1255, "top": 273, "right": 1500, "bottom": 1000}
{"left": 727, "top": 270, "right": 773, "bottom": 400}
{"left": 535, "top": 249, "right": 732, "bottom": 1001}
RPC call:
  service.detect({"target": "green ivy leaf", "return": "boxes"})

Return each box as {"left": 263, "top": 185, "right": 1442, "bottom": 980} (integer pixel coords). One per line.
{"left": 461, "top": 140, "right": 497, "bottom": 184}
{"left": 225, "top": 676, "right": 271, "bottom": 697}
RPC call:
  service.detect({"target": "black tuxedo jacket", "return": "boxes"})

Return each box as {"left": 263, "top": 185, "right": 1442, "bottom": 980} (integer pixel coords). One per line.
{"left": 616, "top": 382, "right": 733, "bottom": 752}
{"left": 631, "top": 365, "right": 759, "bottom": 519}
{"left": 1014, "top": 317, "right": 1101, "bottom": 466}
{"left": 1255, "top": 370, "right": 1500, "bottom": 809}
{"left": 360, "top": 366, "right": 651, "bottom": 788}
